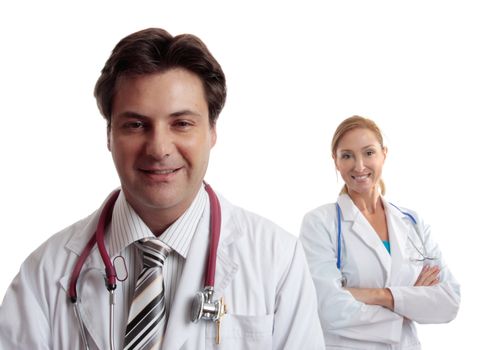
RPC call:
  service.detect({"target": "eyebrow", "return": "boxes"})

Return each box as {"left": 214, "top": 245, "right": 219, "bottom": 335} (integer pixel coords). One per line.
{"left": 170, "top": 109, "right": 203, "bottom": 118}
{"left": 116, "top": 111, "right": 148, "bottom": 120}
{"left": 362, "top": 144, "right": 377, "bottom": 150}
{"left": 338, "top": 144, "right": 377, "bottom": 152}
{"left": 116, "top": 109, "right": 203, "bottom": 120}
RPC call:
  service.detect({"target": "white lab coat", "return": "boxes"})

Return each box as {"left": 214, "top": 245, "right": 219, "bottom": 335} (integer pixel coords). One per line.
{"left": 299, "top": 194, "right": 460, "bottom": 350}
{"left": 0, "top": 191, "right": 325, "bottom": 350}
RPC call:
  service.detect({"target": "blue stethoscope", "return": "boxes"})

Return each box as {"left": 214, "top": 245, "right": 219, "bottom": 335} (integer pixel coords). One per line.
{"left": 335, "top": 202, "right": 437, "bottom": 286}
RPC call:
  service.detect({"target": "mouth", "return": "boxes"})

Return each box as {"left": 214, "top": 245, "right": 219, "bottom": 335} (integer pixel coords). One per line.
{"left": 351, "top": 173, "right": 371, "bottom": 180}
{"left": 140, "top": 168, "right": 180, "bottom": 175}
{"left": 138, "top": 167, "right": 183, "bottom": 181}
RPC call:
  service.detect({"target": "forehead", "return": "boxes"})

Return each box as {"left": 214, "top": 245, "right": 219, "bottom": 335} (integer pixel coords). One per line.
{"left": 114, "top": 68, "right": 206, "bottom": 98}
{"left": 112, "top": 69, "right": 208, "bottom": 116}
{"left": 337, "top": 128, "right": 381, "bottom": 150}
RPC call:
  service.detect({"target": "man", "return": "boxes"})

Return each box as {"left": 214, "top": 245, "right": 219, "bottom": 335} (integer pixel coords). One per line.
{"left": 0, "top": 28, "right": 324, "bottom": 349}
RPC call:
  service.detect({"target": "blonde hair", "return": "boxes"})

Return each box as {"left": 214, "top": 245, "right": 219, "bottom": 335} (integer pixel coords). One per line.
{"left": 331, "top": 115, "right": 386, "bottom": 195}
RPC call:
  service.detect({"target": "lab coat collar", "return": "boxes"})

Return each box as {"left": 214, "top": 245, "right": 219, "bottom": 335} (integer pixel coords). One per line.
{"left": 59, "top": 191, "right": 116, "bottom": 350}
{"left": 384, "top": 201, "right": 413, "bottom": 285}
{"left": 64, "top": 189, "right": 120, "bottom": 256}
{"left": 337, "top": 193, "right": 392, "bottom": 281}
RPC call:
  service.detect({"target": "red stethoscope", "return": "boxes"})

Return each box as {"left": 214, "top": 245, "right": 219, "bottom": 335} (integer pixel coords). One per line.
{"left": 68, "top": 183, "right": 226, "bottom": 350}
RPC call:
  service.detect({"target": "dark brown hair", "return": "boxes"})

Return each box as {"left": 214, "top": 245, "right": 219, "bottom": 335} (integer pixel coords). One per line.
{"left": 94, "top": 28, "right": 227, "bottom": 127}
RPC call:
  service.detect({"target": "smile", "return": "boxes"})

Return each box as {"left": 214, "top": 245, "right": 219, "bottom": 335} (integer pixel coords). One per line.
{"left": 351, "top": 174, "right": 371, "bottom": 180}
{"left": 141, "top": 168, "right": 179, "bottom": 174}
{"left": 138, "top": 167, "right": 182, "bottom": 181}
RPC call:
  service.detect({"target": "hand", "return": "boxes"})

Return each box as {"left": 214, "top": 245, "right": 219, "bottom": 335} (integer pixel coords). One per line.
{"left": 414, "top": 265, "right": 440, "bottom": 286}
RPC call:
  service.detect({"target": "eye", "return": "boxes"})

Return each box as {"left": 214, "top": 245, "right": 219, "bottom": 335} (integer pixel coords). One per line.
{"left": 124, "top": 121, "right": 145, "bottom": 129}
{"left": 366, "top": 149, "right": 376, "bottom": 156}
{"left": 341, "top": 153, "right": 352, "bottom": 160}
{"left": 173, "top": 120, "right": 194, "bottom": 129}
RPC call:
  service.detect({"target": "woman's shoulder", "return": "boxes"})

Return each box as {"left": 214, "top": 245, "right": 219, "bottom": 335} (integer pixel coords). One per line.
{"left": 384, "top": 198, "right": 422, "bottom": 221}
{"left": 304, "top": 202, "right": 337, "bottom": 218}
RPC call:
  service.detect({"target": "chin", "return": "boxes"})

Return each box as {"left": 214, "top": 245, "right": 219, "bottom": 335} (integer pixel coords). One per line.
{"left": 122, "top": 183, "right": 172, "bottom": 206}
{"left": 348, "top": 184, "right": 374, "bottom": 195}
{"left": 139, "top": 190, "right": 181, "bottom": 209}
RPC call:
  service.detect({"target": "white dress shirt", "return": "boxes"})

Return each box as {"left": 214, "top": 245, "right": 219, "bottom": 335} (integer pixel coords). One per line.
{"left": 106, "top": 187, "right": 207, "bottom": 327}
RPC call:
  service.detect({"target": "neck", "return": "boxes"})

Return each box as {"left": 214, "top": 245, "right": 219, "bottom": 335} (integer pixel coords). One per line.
{"left": 347, "top": 188, "right": 382, "bottom": 214}
{"left": 138, "top": 208, "right": 185, "bottom": 236}
{"left": 124, "top": 189, "right": 200, "bottom": 237}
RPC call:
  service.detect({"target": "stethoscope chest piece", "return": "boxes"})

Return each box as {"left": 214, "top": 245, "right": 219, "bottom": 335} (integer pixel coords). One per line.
{"left": 191, "top": 287, "right": 227, "bottom": 323}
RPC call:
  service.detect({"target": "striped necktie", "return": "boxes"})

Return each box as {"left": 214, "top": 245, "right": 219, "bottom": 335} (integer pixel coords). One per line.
{"left": 124, "top": 239, "right": 171, "bottom": 350}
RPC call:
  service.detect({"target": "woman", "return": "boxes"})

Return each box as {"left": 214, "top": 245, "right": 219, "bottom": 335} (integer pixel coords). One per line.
{"left": 300, "top": 116, "right": 460, "bottom": 349}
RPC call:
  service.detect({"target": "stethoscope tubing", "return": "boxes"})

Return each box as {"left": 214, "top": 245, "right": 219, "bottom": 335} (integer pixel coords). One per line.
{"left": 68, "top": 183, "right": 221, "bottom": 350}
{"left": 68, "top": 190, "right": 120, "bottom": 302}
{"left": 203, "top": 183, "right": 221, "bottom": 287}
{"left": 95, "top": 190, "right": 121, "bottom": 291}
{"left": 336, "top": 203, "right": 342, "bottom": 270}
{"left": 336, "top": 201, "right": 434, "bottom": 270}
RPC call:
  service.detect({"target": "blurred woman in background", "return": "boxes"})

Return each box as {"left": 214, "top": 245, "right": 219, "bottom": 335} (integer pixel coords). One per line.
{"left": 300, "top": 115, "right": 460, "bottom": 349}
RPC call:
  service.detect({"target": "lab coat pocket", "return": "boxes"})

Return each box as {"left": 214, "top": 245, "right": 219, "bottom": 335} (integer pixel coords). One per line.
{"left": 205, "top": 313, "right": 273, "bottom": 349}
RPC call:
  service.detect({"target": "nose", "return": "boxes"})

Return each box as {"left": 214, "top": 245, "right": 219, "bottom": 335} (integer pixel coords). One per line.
{"left": 354, "top": 156, "right": 365, "bottom": 172}
{"left": 145, "top": 126, "right": 173, "bottom": 160}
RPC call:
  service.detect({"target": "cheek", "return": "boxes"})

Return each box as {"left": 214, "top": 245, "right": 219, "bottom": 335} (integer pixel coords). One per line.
{"left": 336, "top": 161, "right": 351, "bottom": 174}
{"left": 111, "top": 137, "right": 141, "bottom": 162}
{"left": 185, "top": 133, "right": 213, "bottom": 153}
{"left": 337, "top": 166, "right": 351, "bottom": 181}
{"left": 371, "top": 159, "right": 384, "bottom": 173}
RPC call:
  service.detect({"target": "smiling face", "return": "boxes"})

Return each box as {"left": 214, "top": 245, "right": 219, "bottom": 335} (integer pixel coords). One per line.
{"left": 334, "top": 127, "right": 387, "bottom": 196}
{"left": 108, "top": 68, "right": 216, "bottom": 230}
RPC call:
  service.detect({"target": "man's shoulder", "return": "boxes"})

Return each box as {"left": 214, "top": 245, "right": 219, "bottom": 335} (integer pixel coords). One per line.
{"left": 218, "top": 196, "right": 307, "bottom": 288}
{"left": 219, "top": 195, "right": 298, "bottom": 247}
{"left": 25, "top": 211, "right": 98, "bottom": 268}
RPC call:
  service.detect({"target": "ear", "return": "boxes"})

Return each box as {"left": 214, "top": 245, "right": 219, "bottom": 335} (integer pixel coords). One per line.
{"left": 332, "top": 153, "right": 339, "bottom": 171}
{"left": 107, "top": 127, "right": 111, "bottom": 151}
{"left": 209, "top": 124, "right": 217, "bottom": 149}
{"left": 382, "top": 146, "right": 388, "bottom": 161}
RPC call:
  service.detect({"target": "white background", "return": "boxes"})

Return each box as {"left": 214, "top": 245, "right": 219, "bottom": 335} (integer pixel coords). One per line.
{"left": 0, "top": 0, "right": 478, "bottom": 348}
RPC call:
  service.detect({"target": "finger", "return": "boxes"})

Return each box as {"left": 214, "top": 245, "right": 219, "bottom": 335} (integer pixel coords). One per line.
{"left": 426, "top": 269, "right": 441, "bottom": 285}
{"left": 422, "top": 266, "right": 440, "bottom": 279}
{"left": 415, "top": 265, "right": 431, "bottom": 285}
{"left": 418, "top": 267, "right": 441, "bottom": 286}
{"left": 423, "top": 266, "right": 440, "bottom": 280}
{"left": 415, "top": 266, "right": 439, "bottom": 286}
{"left": 424, "top": 276, "right": 440, "bottom": 286}
{"left": 415, "top": 272, "right": 428, "bottom": 286}
{"left": 422, "top": 273, "right": 439, "bottom": 286}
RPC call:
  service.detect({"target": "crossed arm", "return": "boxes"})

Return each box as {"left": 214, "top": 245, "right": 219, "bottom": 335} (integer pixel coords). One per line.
{"left": 346, "top": 265, "right": 441, "bottom": 310}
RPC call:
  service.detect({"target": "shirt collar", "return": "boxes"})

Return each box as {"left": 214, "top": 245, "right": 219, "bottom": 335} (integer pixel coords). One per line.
{"left": 108, "top": 187, "right": 208, "bottom": 258}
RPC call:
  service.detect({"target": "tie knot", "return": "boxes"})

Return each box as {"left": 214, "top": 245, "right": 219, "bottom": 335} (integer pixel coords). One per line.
{"left": 136, "top": 239, "right": 171, "bottom": 268}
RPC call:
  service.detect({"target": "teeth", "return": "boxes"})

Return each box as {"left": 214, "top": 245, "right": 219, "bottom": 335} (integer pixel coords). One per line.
{"left": 149, "top": 169, "right": 175, "bottom": 174}
{"left": 354, "top": 175, "right": 369, "bottom": 179}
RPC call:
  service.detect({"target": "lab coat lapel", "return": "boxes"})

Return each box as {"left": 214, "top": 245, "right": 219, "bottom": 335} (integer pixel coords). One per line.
{"left": 338, "top": 194, "right": 392, "bottom": 279}
{"left": 59, "top": 205, "right": 111, "bottom": 350}
{"left": 161, "top": 210, "right": 209, "bottom": 349}
{"left": 207, "top": 197, "right": 239, "bottom": 296}
{"left": 162, "top": 195, "right": 239, "bottom": 350}
{"left": 384, "top": 201, "right": 410, "bottom": 285}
